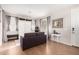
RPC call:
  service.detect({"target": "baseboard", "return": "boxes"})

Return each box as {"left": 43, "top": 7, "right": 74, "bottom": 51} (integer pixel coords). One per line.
{"left": 51, "top": 39, "right": 72, "bottom": 46}
{"left": 58, "top": 41, "right": 72, "bottom": 46}
{"left": 72, "top": 45, "right": 79, "bottom": 48}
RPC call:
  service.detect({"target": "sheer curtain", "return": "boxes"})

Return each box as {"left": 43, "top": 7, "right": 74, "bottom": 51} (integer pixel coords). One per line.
{"left": 7, "top": 16, "right": 18, "bottom": 35}
{"left": 7, "top": 16, "right": 18, "bottom": 32}
{"left": 9, "top": 16, "right": 16, "bottom": 31}
{"left": 31, "top": 20, "right": 35, "bottom": 31}
{"left": 6, "top": 16, "right": 11, "bottom": 31}
{"left": 18, "top": 20, "right": 32, "bottom": 37}
{"left": 16, "top": 17, "right": 18, "bottom": 31}
{"left": 40, "top": 18, "right": 47, "bottom": 35}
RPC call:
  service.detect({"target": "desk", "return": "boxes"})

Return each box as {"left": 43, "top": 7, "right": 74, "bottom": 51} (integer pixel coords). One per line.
{"left": 51, "top": 33, "right": 61, "bottom": 41}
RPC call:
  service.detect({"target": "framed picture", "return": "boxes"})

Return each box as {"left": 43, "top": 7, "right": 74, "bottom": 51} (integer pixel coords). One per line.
{"left": 52, "top": 18, "right": 63, "bottom": 28}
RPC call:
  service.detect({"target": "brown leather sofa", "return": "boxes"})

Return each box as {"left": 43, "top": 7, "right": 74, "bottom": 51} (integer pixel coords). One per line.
{"left": 20, "top": 32, "right": 46, "bottom": 50}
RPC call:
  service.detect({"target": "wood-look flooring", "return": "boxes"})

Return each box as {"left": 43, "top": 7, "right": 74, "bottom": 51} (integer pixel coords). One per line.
{"left": 0, "top": 40, "right": 79, "bottom": 55}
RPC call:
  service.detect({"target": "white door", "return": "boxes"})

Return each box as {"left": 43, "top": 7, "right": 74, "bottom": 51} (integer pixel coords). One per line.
{"left": 71, "top": 7, "right": 79, "bottom": 47}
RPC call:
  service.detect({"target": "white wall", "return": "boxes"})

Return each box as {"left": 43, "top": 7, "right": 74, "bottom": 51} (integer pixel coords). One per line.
{"left": 0, "top": 9, "right": 7, "bottom": 44}
{"left": 71, "top": 7, "right": 79, "bottom": 47}
{"left": 50, "top": 8, "right": 71, "bottom": 45}
{"left": 0, "top": 9, "right": 6, "bottom": 45}
{"left": 2, "top": 10, "right": 8, "bottom": 42}
{"left": 0, "top": 10, "right": 2, "bottom": 45}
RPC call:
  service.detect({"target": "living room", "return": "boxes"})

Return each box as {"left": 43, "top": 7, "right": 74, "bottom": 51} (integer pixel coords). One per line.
{"left": 0, "top": 4, "right": 79, "bottom": 55}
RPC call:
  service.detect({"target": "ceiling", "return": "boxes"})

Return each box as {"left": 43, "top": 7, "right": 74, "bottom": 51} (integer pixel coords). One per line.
{"left": 0, "top": 4, "right": 78, "bottom": 19}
